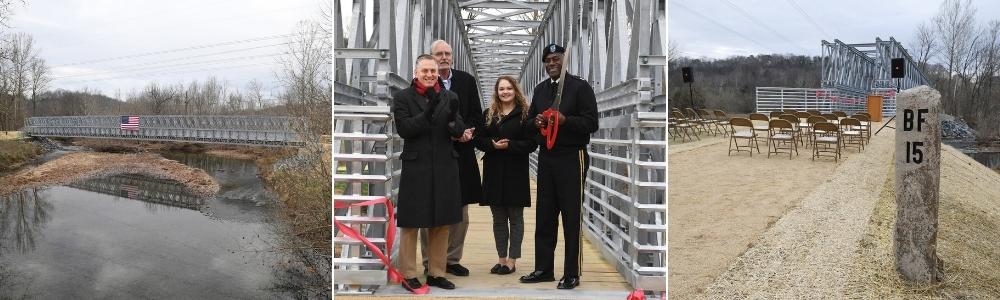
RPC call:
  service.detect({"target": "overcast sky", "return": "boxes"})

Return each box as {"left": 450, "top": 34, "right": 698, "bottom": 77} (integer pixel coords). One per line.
{"left": 8, "top": 0, "right": 325, "bottom": 99}
{"left": 669, "top": 0, "right": 1000, "bottom": 60}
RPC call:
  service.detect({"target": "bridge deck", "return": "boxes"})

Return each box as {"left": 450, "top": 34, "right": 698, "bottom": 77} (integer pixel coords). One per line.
{"left": 339, "top": 176, "right": 631, "bottom": 299}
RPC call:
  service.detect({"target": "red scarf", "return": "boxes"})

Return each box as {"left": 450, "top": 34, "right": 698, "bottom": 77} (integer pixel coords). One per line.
{"left": 412, "top": 78, "right": 442, "bottom": 96}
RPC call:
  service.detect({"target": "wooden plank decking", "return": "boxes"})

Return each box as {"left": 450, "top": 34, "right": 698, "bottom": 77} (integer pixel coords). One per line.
{"left": 337, "top": 173, "right": 632, "bottom": 299}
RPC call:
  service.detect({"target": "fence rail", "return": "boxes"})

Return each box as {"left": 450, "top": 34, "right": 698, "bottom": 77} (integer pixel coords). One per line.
{"left": 755, "top": 87, "right": 897, "bottom": 117}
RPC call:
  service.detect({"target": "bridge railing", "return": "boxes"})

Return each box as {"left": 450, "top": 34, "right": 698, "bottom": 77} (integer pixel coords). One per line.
{"left": 23, "top": 115, "right": 304, "bottom": 146}
{"left": 332, "top": 105, "right": 397, "bottom": 294}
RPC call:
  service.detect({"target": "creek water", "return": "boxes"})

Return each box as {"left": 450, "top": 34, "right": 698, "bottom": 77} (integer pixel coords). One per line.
{"left": 0, "top": 152, "right": 291, "bottom": 299}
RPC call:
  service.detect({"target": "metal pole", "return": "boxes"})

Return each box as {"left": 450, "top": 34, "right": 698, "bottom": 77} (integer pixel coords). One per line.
{"left": 688, "top": 82, "right": 694, "bottom": 108}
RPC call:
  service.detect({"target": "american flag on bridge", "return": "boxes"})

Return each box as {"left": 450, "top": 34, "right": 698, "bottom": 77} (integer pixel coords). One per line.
{"left": 120, "top": 116, "right": 140, "bottom": 131}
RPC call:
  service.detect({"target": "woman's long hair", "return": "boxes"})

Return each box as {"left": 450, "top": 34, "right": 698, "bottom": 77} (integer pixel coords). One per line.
{"left": 485, "top": 75, "right": 529, "bottom": 126}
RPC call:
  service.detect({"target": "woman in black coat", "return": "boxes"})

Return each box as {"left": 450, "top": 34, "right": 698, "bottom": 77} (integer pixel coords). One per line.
{"left": 474, "top": 75, "right": 537, "bottom": 275}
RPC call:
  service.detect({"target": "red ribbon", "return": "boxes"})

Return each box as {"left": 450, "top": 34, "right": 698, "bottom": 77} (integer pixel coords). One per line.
{"left": 627, "top": 289, "right": 646, "bottom": 300}
{"left": 334, "top": 197, "right": 429, "bottom": 294}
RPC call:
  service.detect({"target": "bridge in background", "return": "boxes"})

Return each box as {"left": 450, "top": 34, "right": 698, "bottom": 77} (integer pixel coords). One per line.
{"left": 334, "top": 0, "right": 666, "bottom": 297}
{"left": 22, "top": 115, "right": 304, "bottom": 146}
{"left": 756, "top": 37, "right": 932, "bottom": 116}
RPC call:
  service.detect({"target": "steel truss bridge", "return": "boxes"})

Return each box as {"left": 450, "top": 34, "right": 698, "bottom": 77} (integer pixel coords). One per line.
{"left": 22, "top": 115, "right": 305, "bottom": 146}
{"left": 334, "top": 0, "right": 666, "bottom": 296}
{"left": 756, "top": 37, "right": 932, "bottom": 116}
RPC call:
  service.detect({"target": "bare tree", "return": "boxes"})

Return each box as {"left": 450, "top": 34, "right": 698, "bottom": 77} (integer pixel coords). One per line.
{"left": 932, "top": 0, "right": 978, "bottom": 114}
{"left": 278, "top": 20, "right": 332, "bottom": 136}
{"left": 914, "top": 22, "right": 937, "bottom": 75}
{"left": 28, "top": 57, "right": 50, "bottom": 116}
{"left": 246, "top": 79, "right": 265, "bottom": 113}
{"left": 668, "top": 39, "right": 682, "bottom": 65}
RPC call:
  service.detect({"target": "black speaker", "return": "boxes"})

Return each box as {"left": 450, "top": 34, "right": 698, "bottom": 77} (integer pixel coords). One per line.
{"left": 681, "top": 67, "right": 693, "bottom": 83}
{"left": 891, "top": 58, "right": 905, "bottom": 78}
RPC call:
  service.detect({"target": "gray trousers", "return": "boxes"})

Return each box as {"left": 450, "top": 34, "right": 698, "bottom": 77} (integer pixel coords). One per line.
{"left": 490, "top": 205, "right": 525, "bottom": 259}
{"left": 420, "top": 205, "right": 469, "bottom": 266}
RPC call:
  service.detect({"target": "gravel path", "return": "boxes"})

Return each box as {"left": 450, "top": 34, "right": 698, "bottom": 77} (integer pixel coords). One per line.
{"left": 705, "top": 130, "right": 896, "bottom": 298}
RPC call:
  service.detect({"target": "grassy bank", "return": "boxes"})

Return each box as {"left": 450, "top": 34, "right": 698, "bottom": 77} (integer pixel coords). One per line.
{"left": 0, "top": 140, "right": 42, "bottom": 172}
{"left": 258, "top": 144, "right": 332, "bottom": 298}
{"left": 847, "top": 146, "right": 1000, "bottom": 298}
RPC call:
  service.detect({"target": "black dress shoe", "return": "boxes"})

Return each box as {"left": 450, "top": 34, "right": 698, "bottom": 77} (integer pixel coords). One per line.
{"left": 490, "top": 264, "right": 503, "bottom": 274}
{"left": 557, "top": 276, "right": 580, "bottom": 289}
{"left": 498, "top": 265, "right": 516, "bottom": 275}
{"left": 519, "top": 270, "right": 555, "bottom": 283}
{"left": 446, "top": 263, "right": 470, "bottom": 276}
{"left": 402, "top": 278, "right": 424, "bottom": 293}
{"left": 425, "top": 276, "right": 456, "bottom": 289}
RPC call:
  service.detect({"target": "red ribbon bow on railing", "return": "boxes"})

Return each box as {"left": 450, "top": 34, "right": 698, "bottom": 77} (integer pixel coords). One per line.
{"left": 334, "top": 196, "right": 429, "bottom": 294}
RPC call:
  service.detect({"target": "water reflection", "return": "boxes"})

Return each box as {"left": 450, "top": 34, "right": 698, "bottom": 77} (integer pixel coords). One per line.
{"left": 67, "top": 174, "right": 205, "bottom": 211}
{"left": 0, "top": 152, "right": 289, "bottom": 299}
{"left": 968, "top": 152, "right": 1000, "bottom": 170}
{"left": 0, "top": 188, "right": 51, "bottom": 254}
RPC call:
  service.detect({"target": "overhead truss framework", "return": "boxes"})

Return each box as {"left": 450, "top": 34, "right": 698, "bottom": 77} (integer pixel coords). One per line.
{"left": 459, "top": 0, "right": 548, "bottom": 101}
{"left": 821, "top": 37, "right": 930, "bottom": 94}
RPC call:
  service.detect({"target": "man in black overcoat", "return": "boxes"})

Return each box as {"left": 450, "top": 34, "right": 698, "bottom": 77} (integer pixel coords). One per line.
{"left": 418, "top": 39, "right": 484, "bottom": 277}
{"left": 392, "top": 54, "right": 466, "bottom": 292}
{"left": 518, "top": 43, "right": 599, "bottom": 289}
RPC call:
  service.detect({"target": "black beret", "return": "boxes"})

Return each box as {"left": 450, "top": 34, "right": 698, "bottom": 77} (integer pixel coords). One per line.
{"left": 542, "top": 43, "right": 565, "bottom": 62}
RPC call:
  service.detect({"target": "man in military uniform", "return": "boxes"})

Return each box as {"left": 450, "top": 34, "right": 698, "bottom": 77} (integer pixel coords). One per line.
{"left": 518, "top": 43, "right": 598, "bottom": 290}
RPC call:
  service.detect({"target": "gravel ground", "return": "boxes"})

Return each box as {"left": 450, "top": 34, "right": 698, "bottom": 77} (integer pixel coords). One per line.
{"left": 704, "top": 130, "right": 896, "bottom": 298}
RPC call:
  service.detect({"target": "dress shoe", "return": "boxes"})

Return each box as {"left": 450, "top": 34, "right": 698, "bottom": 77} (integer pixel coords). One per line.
{"left": 425, "top": 276, "right": 456, "bottom": 289}
{"left": 519, "top": 270, "right": 555, "bottom": 283}
{"left": 498, "top": 265, "right": 516, "bottom": 275}
{"left": 557, "top": 276, "right": 580, "bottom": 289}
{"left": 402, "top": 278, "right": 424, "bottom": 293}
{"left": 490, "top": 264, "right": 503, "bottom": 274}
{"left": 446, "top": 263, "right": 470, "bottom": 276}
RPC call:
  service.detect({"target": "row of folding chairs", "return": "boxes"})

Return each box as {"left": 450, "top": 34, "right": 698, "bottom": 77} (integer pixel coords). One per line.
{"left": 668, "top": 107, "right": 734, "bottom": 142}
{"left": 728, "top": 115, "right": 870, "bottom": 161}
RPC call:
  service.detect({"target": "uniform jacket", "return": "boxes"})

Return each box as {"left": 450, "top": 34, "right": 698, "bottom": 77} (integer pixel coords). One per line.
{"left": 473, "top": 106, "right": 537, "bottom": 207}
{"left": 528, "top": 73, "right": 599, "bottom": 152}
{"left": 391, "top": 84, "right": 466, "bottom": 228}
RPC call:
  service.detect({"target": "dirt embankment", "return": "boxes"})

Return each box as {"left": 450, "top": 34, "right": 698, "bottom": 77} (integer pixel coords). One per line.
{"left": 0, "top": 152, "right": 219, "bottom": 197}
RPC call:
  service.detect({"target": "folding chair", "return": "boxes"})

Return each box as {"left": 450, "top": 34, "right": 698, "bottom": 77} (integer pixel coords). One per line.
{"left": 839, "top": 117, "right": 865, "bottom": 152}
{"left": 728, "top": 117, "right": 760, "bottom": 156}
{"left": 822, "top": 113, "right": 840, "bottom": 125}
{"left": 807, "top": 110, "right": 822, "bottom": 116}
{"left": 713, "top": 110, "right": 732, "bottom": 137}
{"left": 768, "top": 119, "right": 798, "bottom": 159}
{"left": 697, "top": 108, "right": 722, "bottom": 136}
{"left": 769, "top": 111, "right": 783, "bottom": 120}
{"left": 670, "top": 111, "right": 700, "bottom": 142}
{"left": 779, "top": 114, "right": 804, "bottom": 146}
{"left": 852, "top": 114, "right": 871, "bottom": 142}
{"left": 812, "top": 122, "right": 841, "bottom": 162}
{"left": 805, "top": 116, "right": 828, "bottom": 147}
{"left": 749, "top": 113, "right": 770, "bottom": 147}
{"left": 685, "top": 108, "right": 709, "bottom": 134}
{"left": 832, "top": 111, "right": 848, "bottom": 118}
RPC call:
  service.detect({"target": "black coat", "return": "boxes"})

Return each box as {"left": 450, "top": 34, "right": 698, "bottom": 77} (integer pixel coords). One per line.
{"left": 442, "top": 69, "right": 485, "bottom": 205}
{"left": 528, "top": 74, "right": 599, "bottom": 152}
{"left": 474, "top": 106, "right": 538, "bottom": 207}
{"left": 391, "top": 85, "right": 466, "bottom": 228}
